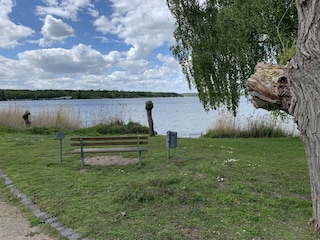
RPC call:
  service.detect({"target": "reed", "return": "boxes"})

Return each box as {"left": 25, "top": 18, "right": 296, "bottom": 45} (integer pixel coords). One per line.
{"left": 31, "top": 104, "right": 81, "bottom": 129}
{"left": 0, "top": 103, "right": 81, "bottom": 130}
{"left": 0, "top": 103, "right": 24, "bottom": 128}
{"left": 204, "top": 110, "right": 294, "bottom": 138}
{"left": 91, "top": 102, "right": 131, "bottom": 126}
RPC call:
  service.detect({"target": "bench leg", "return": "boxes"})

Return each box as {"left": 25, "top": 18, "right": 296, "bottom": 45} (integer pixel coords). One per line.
{"left": 80, "top": 138, "right": 85, "bottom": 167}
{"left": 80, "top": 153, "right": 84, "bottom": 168}
{"left": 138, "top": 151, "right": 142, "bottom": 166}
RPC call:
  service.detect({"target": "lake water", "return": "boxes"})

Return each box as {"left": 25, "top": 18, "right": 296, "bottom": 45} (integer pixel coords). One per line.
{"left": 0, "top": 97, "right": 298, "bottom": 137}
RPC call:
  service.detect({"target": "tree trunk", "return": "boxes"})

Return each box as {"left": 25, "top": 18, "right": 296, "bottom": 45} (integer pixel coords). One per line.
{"left": 22, "top": 111, "right": 31, "bottom": 127}
{"left": 288, "top": 0, "right": 320, "bottom": 228}
{"left": 247, "top": 63, "right": 291, "bottom": 114}
{"left": 145, "top": 101, "right": 155, "bottom": 136}
{"left": 247, "top": 0, "right": 320, "bottom": 230}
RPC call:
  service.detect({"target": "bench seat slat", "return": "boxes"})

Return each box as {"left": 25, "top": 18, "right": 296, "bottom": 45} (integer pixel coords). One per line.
{"left": 70, "top": 136, "right": 148, "bottom": 141}
{"left": 70, "top": 141, "right": 148, "bottom": 147}
{"left": 72, "top": 147, "right": 148, "bottom": 154}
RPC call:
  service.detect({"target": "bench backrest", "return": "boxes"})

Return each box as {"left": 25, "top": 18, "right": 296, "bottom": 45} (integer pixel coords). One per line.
{"left": 70, "top": 136, "right": 148, "bottom": 148}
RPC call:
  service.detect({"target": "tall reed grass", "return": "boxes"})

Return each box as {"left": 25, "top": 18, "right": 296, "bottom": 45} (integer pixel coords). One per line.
{"left": 0, "top": 102, "right": 135, "bottom": 131}
{"left": 89, "top": 102, "right": 130, "bottom": 126}
{"left": 0, "top": 103, "right": 81, "bottom": 129}
{"left": 204, "top": 110, "right": 296, "bottom": 138}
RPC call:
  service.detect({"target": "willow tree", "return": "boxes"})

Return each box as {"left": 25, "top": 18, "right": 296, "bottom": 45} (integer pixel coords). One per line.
{"left": 167, "top": 0, "right": 320, "bottom": 230}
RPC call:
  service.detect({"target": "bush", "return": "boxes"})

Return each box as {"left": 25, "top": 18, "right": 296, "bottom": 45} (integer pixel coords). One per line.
{"left": 70, "top": 120, "right": 149, "bottom": 136}
{"left": 96, "top": 121, "right": 149, "bottom": 135}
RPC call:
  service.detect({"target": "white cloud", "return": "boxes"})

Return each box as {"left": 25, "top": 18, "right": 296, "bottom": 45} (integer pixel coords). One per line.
{"left": 93, "top": 15, "right": 115, "bottom": 34}
{"left": 0, "top": 43, "right": 191, "bottom": 92}
{"left": 93, "top": 0, "right": 175, "bottom": 59}
{"left": 36, "top": 0, "right": 95, "bottom": 20}
{"left": 40, "top": 15, "right": 74, "bottom": 46}
{"left": 86, "top": 5, "right": 99, "bottom": 18}
{"left": 0, "top": 0, "right": 34, "bottom": 48}
{"left": 93, "top": 36, "right": 108, "bottom": 43}
{"left": 18, "top": 44, "right": 118, "bottom": 74}
{"left": 0, "top": 55, "right": 41, "bottom": 89}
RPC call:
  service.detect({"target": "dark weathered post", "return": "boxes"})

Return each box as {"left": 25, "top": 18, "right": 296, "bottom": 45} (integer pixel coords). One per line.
{"left": 22, "top": 111, "right": 31, "bottom": 127}
{"left": 145, "top": 100, "right": 155, "bottom": 136}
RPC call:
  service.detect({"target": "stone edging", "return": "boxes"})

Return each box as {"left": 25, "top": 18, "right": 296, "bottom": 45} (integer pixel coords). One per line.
{"left": 0, "top": 169, "right": 88, "bottom": 240}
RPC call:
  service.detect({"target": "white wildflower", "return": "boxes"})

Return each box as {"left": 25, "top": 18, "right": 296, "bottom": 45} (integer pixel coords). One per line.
{"left": 222, "top": 158, "right": 240, "bottom": 166}
{"left": 217, "top": 176, "right": 224, "bottom": 182}
{"left": 226, "top": 158, "right": 239, "bottom": 163}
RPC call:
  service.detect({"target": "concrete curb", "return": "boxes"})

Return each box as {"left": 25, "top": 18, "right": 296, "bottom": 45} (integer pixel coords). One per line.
{"left": 0, "top": 169, "right": 89, "bottom": 240}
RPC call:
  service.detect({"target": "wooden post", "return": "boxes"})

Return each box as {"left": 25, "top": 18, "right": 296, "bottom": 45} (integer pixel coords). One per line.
{"left": 145, "top": 100, "right": 155, "bottom": 136}
{"left": 22, "top": 111, "right": 31, "bottom": 127}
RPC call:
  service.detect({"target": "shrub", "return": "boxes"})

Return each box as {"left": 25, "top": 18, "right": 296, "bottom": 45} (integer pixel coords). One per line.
{"left": 96, "top": 121, "right": 149, "bottom": 135}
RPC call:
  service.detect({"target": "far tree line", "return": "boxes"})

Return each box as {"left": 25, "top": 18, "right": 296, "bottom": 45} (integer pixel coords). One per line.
{"left": 0, "top": 89, "right": 183, "bottom": 101}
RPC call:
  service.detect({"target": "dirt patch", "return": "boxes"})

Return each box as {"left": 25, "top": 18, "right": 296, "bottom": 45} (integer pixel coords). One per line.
{"left": 0, "top": 198, "right": 55, "bottom": 240}
{"left": 84, "top": 155, "right": 140, "bottom": 166}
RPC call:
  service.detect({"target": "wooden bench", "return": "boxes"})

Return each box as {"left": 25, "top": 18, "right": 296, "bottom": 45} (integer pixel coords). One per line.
{"left": 70, "top": 136, "right": 148, "bottom": 167}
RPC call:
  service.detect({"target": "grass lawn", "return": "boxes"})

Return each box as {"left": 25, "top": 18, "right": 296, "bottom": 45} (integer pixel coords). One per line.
{"left": 0, "top": 132, "right": 318, "bottom": 239}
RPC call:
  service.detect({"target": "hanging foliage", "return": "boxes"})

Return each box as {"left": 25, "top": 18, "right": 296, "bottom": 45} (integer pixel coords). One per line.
{"left": 167, "top": 0, "right": 297, "bottom": 114}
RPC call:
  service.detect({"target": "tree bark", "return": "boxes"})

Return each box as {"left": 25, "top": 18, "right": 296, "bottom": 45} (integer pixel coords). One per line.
{"left": 247, "top": 63, "right": 291, "bottom": 114}
{"left": 145, "top": 101, "right": 155, "bottom": 137}
{"left": 288, "top": 0, "right": 320, "bottom": 229}
{"left": 247, "top": 0, "right": 320, "bottom": 230}
{"left": 22, "top": 111, "right": 31, "bottom": 127}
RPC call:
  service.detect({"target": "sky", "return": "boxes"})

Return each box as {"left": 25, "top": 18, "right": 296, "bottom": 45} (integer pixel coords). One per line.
{"left": 0, "top": 0, "right": 197, "bottom": 93}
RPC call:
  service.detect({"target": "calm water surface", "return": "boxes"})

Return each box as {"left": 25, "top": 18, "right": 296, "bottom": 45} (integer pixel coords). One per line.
{"left": 1, "top": 97, "right": 298, "bottom": 137}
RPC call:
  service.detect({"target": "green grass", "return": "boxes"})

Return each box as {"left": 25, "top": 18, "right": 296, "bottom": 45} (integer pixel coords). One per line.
{"left": 0, "top": 131, "right": 317, "bottom": 239}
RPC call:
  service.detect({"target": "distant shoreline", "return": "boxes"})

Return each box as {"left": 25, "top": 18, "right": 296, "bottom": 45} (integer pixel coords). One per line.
{"left": 0, "top": 89, "right": 196, "bottom": 101}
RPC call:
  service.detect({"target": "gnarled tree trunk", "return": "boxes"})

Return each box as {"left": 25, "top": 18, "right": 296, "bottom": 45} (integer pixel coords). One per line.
{"left": 22, "top": 111, "right": 31, "bottom": 127}
{"left": 248, "top": 63, "right": 291, "bottom": 113}
{"left": 247, "top": 0, "right": 320, "bottom": 230}
{"left": 145, "top": 100, "right": 155, "bottom": 136}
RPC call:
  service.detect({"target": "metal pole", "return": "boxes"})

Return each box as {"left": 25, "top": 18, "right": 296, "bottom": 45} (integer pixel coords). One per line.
{"left": 167, "top": 132, "right": 171, "bottom": 160}
{"left": 59, "top": 139, "right": 63, "bottom": 163}
{"left": 80, "top": 138, "right": 84, "bottom": 168}
{"left": 56, "top": 132, "right": 65, "bottom": 163}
